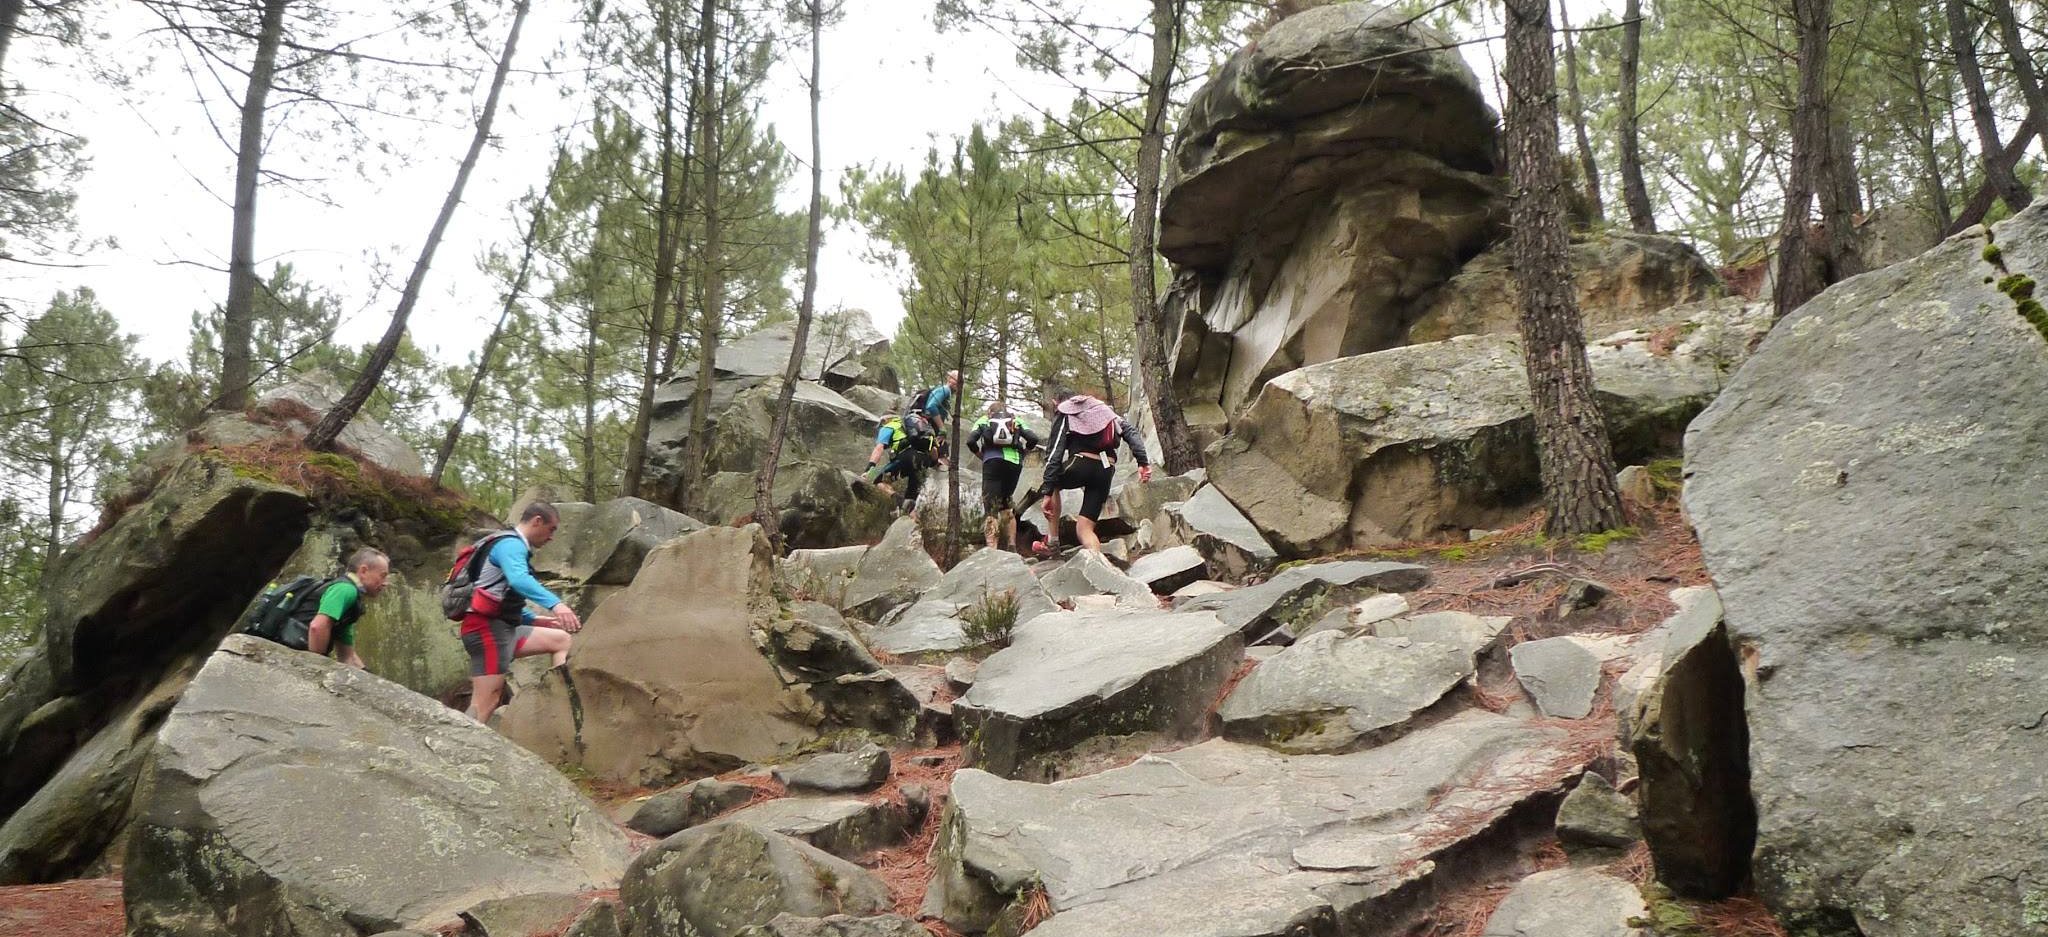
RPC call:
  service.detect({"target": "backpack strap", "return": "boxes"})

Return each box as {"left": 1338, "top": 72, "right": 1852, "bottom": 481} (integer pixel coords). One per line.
{"left": 467, "top": 531, "right": 519, "bottom": 581}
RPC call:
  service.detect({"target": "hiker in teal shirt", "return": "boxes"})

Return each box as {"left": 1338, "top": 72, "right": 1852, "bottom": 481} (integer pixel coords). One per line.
{"left": 965, "top": 402, "right": 1041, "bottom": 550}
{"left": 306, "top": 548, "right": 391, "bottom": 669}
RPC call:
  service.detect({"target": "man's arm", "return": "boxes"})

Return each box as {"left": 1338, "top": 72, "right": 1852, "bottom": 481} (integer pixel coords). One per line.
{"left": 490, "top": 538, "right": 565, "bottom": 624}
{"left": 335, "top": 643, "right": 365, "bottom": 669}
{"left": 1020, "top": 425, "right": 1042, "bottom": 450}
{"left": 307, "top": 614, "right": 335, "bottom": 655}
{"left": 1119, "top": 419, "right": 1151, "bottom": 467}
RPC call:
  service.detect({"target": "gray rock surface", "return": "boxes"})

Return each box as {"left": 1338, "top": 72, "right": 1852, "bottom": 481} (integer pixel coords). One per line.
{"left": 193, "top": 371, "right": 426, "bottom": 476}
{"left": 1372, "top": 610, "right": 1509, "bottom": 665}
{"left": 1041, "top": 550, "right": 1155, "bottom": 607}
{"left": 772, "top": 743, "right": 891, "bottom": 793}
{"left": 1409, "top": 231, "right": 1721, "bottom": 343}
{"left": 1510, "top": 637, "right": 1602, "bottom": 719}
{"left": 1126, "top": 544, "right": 1209, "bottom": 595}
{"left": 723, "top": 796, "right": 911, "bottom": 860}
{"left": 759, "top": 603, "right": 919, "bottom": 739}
{"left": 528, "top": 497, "right": 706, "bottom": 586}
{"left": 924, "top": 711, "right": 1583, "bottom": 935}
{"left": 700, "top": 461, "right": 896, "bottom": 549}
{"left": 626, "top": 778, "right": 759, "bottom": 838}
{"left": 1556, "top": 773, "right": 1639, "bottom": 850}
{"left": 1217, "top": 630, "right": 1473, "bottom": 753}
{"left": 124, "top": 636, "right": 628, "bottom": 937}
{"left": 863, "top": 547, "right": 1054, "bottom": 655}
{"left": 1161, "top": 3, "right": 1504, "bottom": 433}
{"left": 1481, "top": 869, "right": 1648, "bottom": 937}
{"left": 498, "top": 527, "right": 820, "bottom": 787}
{"left": 734, "top": 914, "right": 927, "bottom": 937}
{"left": 1178, "top": 559, "right": 1431, "bottom": 642}
{"left": 780, "top": 545, "right": 869, "bottom": 606}
{"left": 621, "top": 822, "right": 891, "bottom": 937}
{"left": 1161, "top": 486, "right": 1279, "bottom": 579}
{"left": 460, "top": 893, "right": 585, "bottom": 937}
{"left": 1206, "top": 298, "right": 1769, "bottom": 555}
{"left": 563, "top": 901, "right": 624, "bottom": 937}
{"left": 842, "top": 518, "right": 942, "bottom": 622}
{"left": 955, "top": 608, "right": 1243, "bottom": 778}
{"left": 1679, "top": 209, "right": 2048, "bottom": 931}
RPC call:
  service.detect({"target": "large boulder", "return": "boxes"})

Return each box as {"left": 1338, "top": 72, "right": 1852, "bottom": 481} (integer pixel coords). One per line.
{"left": 124, "top": 636, "right": 629, "bottom": 937}
{"left": 721, "top": 796, "right": 913, "bottom": 860}
{"left": 1216, "top": 630, "right": 1473, "bottom": 753}
{"left": 1208, "top": 298, "right": 1770, "bottom": 555}
{"left": 1408, "top": 231, "right": 1722, "bottom": 343}
{"left": 620, "top": 822, "right": 891, "bottom": 937}
{"left": 862, "top": 547, "right": 1056, "bottom": 656}
{"left": 954, "top": 608, "right": 1243, "bottom": 778}
{"left": 649, "top": 364, "right": 882, "bottom": 506}
{"left": 189, "top": 372, "right": 426, "bottom": 476}
{"left": 528, "top": 497, "right": 706, "bottom": 586}
{"left": 499, "top": 527, "right": 843, "bottom": 787}
{"left": 924, "top": 711, "right": 1584, "bottom": 935}
{"left": 0, "top": 455, "right": 310, "bottom": 881}
{"left": 701, "top": 462, "right": 895, "bottom": 549}
{"left": 1481, "top": 869, "right": 1648, "bottom": 937}
{"left": 273, "top": 523, "right": 470, "bottom": 701}
{"left": 1159, "top": 485, "right": 1279, "bottom": 579}
{"left": 1040, "top": 550, "right": 1154, "bottom": 607}
{"left": 841, "top": 518, "right": 942, "bottom": 623}
{"left": 1680, "top": 207, "right": 2048, "bottom": 932}
{"left": 1177, "top": 559, "right": 1430, "bottom": 643}
{"left": 1161, "top": 3, "right": 1504, "bottom": 433}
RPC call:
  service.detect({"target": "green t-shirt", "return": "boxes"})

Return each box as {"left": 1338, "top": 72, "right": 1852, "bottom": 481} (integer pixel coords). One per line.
{"left": 315, "top": 577, "right": 365, "bottom": 647}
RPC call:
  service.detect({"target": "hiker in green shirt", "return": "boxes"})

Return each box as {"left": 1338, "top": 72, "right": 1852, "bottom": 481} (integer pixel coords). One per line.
{"left": 306, "top": 548, "right": 391, "bottom": 670}
{"left": 965, "top": 402, "right": 1041, "bottom": 551}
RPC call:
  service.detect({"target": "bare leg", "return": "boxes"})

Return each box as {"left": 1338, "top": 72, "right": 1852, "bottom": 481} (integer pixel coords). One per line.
{"left": 1077, "top": 516, "right": 1102, "bottom": 554}
{"left": 518, "top": 626, "right": 573, "bottom": 668}
{"left": 470, "top": 675, "right": 506, "bottom": 723}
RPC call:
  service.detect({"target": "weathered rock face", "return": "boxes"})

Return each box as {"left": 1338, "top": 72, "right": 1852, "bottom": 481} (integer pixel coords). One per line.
{"left": 1682, "top": 208, "right": 2048, "bottom": 932}
{"left": 1481, "top": 869, "right": 1648, "bottom": 937}
{"left": 862, "top": 547, "right": 1054, "bottom": 656}
{"left": 1209, "top": 299, "right": 1770, "bottom": 555}
{"left": 701, "top": 462, "right": 895, "bottom": 549}
{"left": 734, "top": 915, "right": 926, "bottom": 937}
{"left": 954, "top": 608, "right": 1243, "bottom": 779}
{"left": 125, "top": 636, "right": 628, "bottom": 937}
{"left": 1509, "top": 637, "right": 1601, "bottom": 720}
{"left": 499, "top": 527, "right": 819, "bottom": 786}
{"left": 627, "top": 778, "right": 759, "bottom": 838}
{"left": 1161, "top": 2, "right": 1505, "bottom": 433}
{"left": 722, "top": 796, "right": 912, "bottom": 860}
{"left": 842, "top": 518, "right": 943, "bottom": 623}
{"left": 1178, "top": 559, "right": 1430, "bottom": 643}
{"left": 1159, "top": 485, "right": 1279, "bottom": 579}
{"left": 189, "top": 372, "right": 426, "bottom": 476}
{"left": 1217, "top": 630, "right": 1472, "bottom": 753}
{"left": 0, "top": 455, "right": 310, "bottom": 882}
{"left": 621, "top": 822, "right": 891, "bottom": 937}
{"left": 1408, "top": 231, "right": 1722, "bottom": 343}
{"left": 1126, "top": 544, "right": 1208, "bottom": 595}
{"left": 925, "top": 712, "right": 1583, "bottom": 935}
{"left": 1040, "top": 550, "right": 1154, "bottom": 607}
{"left": 529, "top": 497, "right": 705, "bottom": 586}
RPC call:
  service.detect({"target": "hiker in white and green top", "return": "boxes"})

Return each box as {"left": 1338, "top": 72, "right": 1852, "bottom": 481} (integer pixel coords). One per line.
{"left": 965, "top": 402, "right": 1042, "bottom": 551}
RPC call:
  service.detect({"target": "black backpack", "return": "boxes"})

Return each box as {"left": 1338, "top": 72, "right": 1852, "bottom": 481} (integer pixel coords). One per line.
{"left": 907, "top": 386, "right": 934, "bottom": 414}
{"left": 241, "top": 574, "right": 334, "bottom": 650}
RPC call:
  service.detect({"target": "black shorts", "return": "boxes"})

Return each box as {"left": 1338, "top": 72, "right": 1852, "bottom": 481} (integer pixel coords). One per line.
{"left": 1062, "top": 456, "right": 1116, "bottom": 520}
{"left": 981, "top": 458, "right": 1022, "bottom": 512}
{"left": 461, "top": 617, "right": 534, "bottom": 677}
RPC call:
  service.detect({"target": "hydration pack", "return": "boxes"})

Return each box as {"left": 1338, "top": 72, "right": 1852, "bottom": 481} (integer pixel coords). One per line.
{"left": 989, "top": 417, "right": 1017, "bottom": 447}
{"left": 439, "top": 532, "right": 517, "bottom": 621}
{"left": 241, "top": 574, "right": 332, "bottom": 650}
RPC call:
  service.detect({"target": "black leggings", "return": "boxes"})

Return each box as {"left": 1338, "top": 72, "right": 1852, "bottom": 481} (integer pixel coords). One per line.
{"left": 982, "top": 458, "right": 1022, "bottom": 512}
{"left": 1061, "top": 456, "right": 1115, "bottom": 520}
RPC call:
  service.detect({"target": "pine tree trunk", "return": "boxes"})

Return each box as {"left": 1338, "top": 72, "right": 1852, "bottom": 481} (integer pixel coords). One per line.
{"left": 1904, "top": 6, "right": 1954, "bottom": 232}
{"left": 582, "top": 302, "right": 600, "bottom": 502}
{"left": 216, "top": 0, "right": 290, "bottom": 413}
{"left": 1132, "top": 0, "right": 1201, "bottom": 475}
{"left": 1617, "top": 0, "right": 1655, "bottom": 233}
{"left": 675, "top": 0, "right": 723, "bottom": 515}
{"left": 622, "top": 1, "right": 685, "bottom": 499}
{"left": 1772, "top": 0, "right": 1831, "bottom": 320}
{"left": 429, "top": 171, "right": 550, "bottom": 486}
{"left": 0, "top": 0, "right": 26, "bottom": 85}
{"left": 1950, "top": 115, "right": 2040, "bottom": 233}
{"left": 1947, "top": 0, "right": 2029, "bottom": 214}
{"left": 1985, "top": 0, "right": 2048, "bottom": 163}
{"left": 1503, "top": 0, "right": 1626, "bottom": 539}
{"left": 1818, "top": 118, "right": 1862, "bottom": 280}
{"left": 306, "top": 0, "right": 527, "bottom": 452}
{"left": 1558, "top": 1, "right": 1604, "bottom": 223}
{"left": 755, "top": 0, "right": 827, "bottom": 548}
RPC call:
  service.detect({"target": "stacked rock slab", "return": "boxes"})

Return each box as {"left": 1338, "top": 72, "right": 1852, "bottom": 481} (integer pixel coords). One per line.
{"left": 1682, "top": 205, "right": 2048, "bottom": 932}
{"left": 1160, "top": 2, "right": 1504, "bottom": 434}
{"left": 1207, "top": 299, "right": 1770, "bottom": 555}
{"left": 0, "top": 456, "right": 310, "bottom": 884}
{"left": 1407, "top": 230, "right": 1722, "bottom": 343}
{"left": 498, "top": 527, "right": 824, "bottom": 786}
{"left": 1178, "top": 559, "right": 1430, "bottom": 642}
{"left": 125, "top": 636, "right": 628, "bottom": 937}
{"left": 925, "top": 711, "right": 1580, "bottom": 935}
{"left": 623, "top": 822, "right": 891, "bottom": 937}
{"left": 1217, "top": 630, "right": 1474, "bottom": 753}
{"left": 862, "top": 546, "right": 1054, "bottom": 655}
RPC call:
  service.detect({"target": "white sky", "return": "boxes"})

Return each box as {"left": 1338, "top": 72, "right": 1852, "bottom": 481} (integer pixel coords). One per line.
{"left": 6, "top": 0, "right": 1100, "bottom": 366}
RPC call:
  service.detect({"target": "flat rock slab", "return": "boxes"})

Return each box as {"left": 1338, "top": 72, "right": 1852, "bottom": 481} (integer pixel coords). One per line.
{"left": 1126, "top": 545, "right": 1209, "bottom": 595}
{"left": 772, "top": 743, "right": 891, "bottom": 793}
{"left": 1164, "top": 486, "right": 1279, "bottom": 579}
{"left": 1372, "top": 611, "right": 1511, "bottom": 665}
{"left": 1041, "top": 551, "right": 1156, "bottom": 607}
{"left": 842, "top": 518, "right": 942, "bottom": 622}
{"left": 1218, "top": 631, "right": 1474, "bottom": 753}
{"left": 1179, "top": 559, "right": 1430, "bottom": 642}
{"left": 621, "top": 822, "right": 890, "bottom": 937}
{"left": 1557, "top": 773, "right": 1639, "bottom": 850}
{"left": 954, "top": 608, "right": 1243, "bottom": 778}
{"left": 1482, "top": 869, "right": 1648, "bottom": 937}
{"left": 865, "top": 548, "right": 1056, "bottom": 655}
{"left": 627, "top": 778, "right": 761, "bottom": 838}
{"left": 925, "top": 711, "right": 1582, "bottom": 936}
{"left": 125, "top": 636, "right": 629, "bottom": 937}
{"left": 460, "top": 892, "right": 585, "bottom": 937}
{"left": 723, "top": 797, "right": 910, "bottom": 860}
{"left": 1510, "top": 636, "right": 1602, "bottom": 719}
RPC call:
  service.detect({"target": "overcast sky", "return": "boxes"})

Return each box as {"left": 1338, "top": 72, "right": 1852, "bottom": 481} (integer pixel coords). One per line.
{"left": 6, "top": 0, "right": 1104, "bottom": 367}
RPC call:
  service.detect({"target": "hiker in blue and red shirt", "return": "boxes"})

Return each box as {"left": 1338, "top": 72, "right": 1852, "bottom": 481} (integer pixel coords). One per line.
{"left": 460, "top": 501, "right": 583, "bottom": 724}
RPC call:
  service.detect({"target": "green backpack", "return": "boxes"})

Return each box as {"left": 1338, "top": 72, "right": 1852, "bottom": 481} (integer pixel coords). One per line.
{"left": 241, "top": 575, "right": 333, "bottom": 651}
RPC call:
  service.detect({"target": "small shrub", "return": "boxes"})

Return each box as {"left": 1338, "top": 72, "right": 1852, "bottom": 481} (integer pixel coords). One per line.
{"left": 961, "top": 587, "right": 1021, "bottom": 648}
